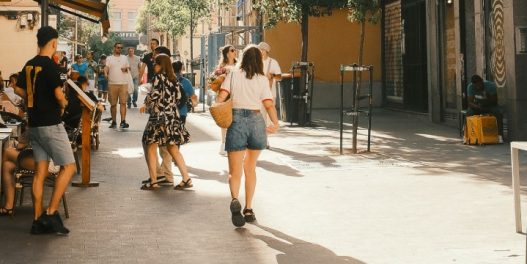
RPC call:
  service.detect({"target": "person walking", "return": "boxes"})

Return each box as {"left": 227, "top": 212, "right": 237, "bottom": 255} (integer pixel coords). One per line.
{"left": 14, "top": 26, "right": 76, "bottom": 235}
{"left": 139, "top": 38, "right": 159, "bottom": 84}
{"left": 139, "top": 54, "right": 192, "bottom": 190}
{"left": 173, "top": 61, "right": 195, "bottom": 124}
{"left": 71, "top": 54, "right": 88, "bottom": 79}
{"left": 258, "top": 42, "right": 282, "bottom": 148}
{"left": 97, "top": 55, "right": 108, "bottom": 102}
{"left": 127, "top": 47, "right": 140, "bottom": 108}
{"left": 105, "top": 42, "right": 130, "bottom": 129}
{"left": 85, "top": 51, "right": 98, "bottom": 93}
{"left": 215, "top": 45, "right": 279, "bottom": 227}
{"left": 214, "top": 45, "right": 237, "bottom": 156}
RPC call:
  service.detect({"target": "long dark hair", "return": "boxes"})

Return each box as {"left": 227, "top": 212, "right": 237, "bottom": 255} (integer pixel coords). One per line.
{"left": 219, "top": 45, "right": 236, "bottom": 67}
{"left": 240, "top": 45, "right": 264, "bottom": 79}
{"left": 155, "top": 54, "right": 177, "bottom": 83}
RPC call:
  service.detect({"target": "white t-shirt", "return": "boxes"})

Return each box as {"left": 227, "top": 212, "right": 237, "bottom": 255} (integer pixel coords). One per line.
{"left": 262, "top": 57, "right": 282, "bottom": 98}
{"left": 221, "top": 70, "right": 273, "bottom": 110}
{"left": 106, "top": 54, "right": 130, "bottom": 85}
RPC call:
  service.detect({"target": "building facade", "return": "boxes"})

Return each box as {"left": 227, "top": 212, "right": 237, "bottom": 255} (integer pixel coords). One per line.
{"left": 382, "top": 0, "right": 527, "bottom": 139}
{"left": 0, "top": 0, "right": 40, "bottom": 79}
{"left": 108, "top": 0, "right": 143, "bottom": 49}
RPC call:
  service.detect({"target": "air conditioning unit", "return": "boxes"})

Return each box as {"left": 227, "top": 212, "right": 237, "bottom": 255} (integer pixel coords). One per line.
{"left": 20, "top": 14, "right": 28, "bottom": 28}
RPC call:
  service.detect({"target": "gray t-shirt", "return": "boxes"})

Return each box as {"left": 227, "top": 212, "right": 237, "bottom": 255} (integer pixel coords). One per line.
{"left": 127, "top": 55, "right": 140, "bottom": 79}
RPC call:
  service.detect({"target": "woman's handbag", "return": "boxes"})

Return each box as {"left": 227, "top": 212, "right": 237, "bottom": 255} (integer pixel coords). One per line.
{"left": 209, "top": 73, "right": 233, "bottom": 128}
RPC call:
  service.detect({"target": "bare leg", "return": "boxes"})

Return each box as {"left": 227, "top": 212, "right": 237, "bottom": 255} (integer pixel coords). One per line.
{"left": 167, "top": 145, "right": 190, "bottom": 182}
{"left": 227, "top": 150, "right": 245, "bottom": 199}
{"left": 1, "top": 148, "right": 20, "bottom": 209}
{"left": 47, "top": 163, "right": 76, "bottom": 214}
{"left": 243, "top": 149, "right": 261, "bottom": 209}
{"left": 32, "top": 160, "right": 50, "bottom": 220}
{"left": 221, "top": 128, "right": 227, "bottom": 143}
{"left": 110, "top": 104, "right": 117, "bottom": 122}
{"left": 120, "top": 102, "right": 127, "bottom": 122}
{"left": 1, "top": 161, "right": 16, "bottom": 209}
{"left": 144, "top": 143, "right": 158, "bottom": 183}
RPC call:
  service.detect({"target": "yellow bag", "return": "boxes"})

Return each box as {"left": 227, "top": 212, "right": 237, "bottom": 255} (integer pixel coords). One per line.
{"left": 464, "top": 115, "right": 499, "bottom": 145}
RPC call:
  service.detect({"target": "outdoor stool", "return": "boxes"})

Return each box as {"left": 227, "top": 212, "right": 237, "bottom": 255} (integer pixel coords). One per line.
{"left": 13, "top": 168, "right": 69, "bottom": 218}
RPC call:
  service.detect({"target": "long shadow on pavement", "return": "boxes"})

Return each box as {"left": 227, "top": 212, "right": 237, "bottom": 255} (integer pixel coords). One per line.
{"left": 242, "top": 224, "right": 365, "bottom": 264}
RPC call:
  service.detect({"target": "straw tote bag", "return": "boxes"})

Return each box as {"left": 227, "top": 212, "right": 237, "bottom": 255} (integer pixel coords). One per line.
{"left": 209, "top": 72, "right": 234, "bottom": 128}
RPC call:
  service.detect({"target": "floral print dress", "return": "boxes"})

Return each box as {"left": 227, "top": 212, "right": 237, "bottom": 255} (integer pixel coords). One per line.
{"left": 142, "top": 73, "right": 190, "bottom": 146}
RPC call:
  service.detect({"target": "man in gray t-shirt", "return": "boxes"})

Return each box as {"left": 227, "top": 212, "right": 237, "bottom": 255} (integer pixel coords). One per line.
{"left": 127, "top": 47, "right": 141, "bottom": 108}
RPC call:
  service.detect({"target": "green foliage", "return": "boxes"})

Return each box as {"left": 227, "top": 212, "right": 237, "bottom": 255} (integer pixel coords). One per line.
{"left": 347, "top": 0, "right": 381, "bottom": 24}
{"left": 136, "top": 5, "right": 148, "bottom": 34}
{"left": 87, "top": 33, "right": 123, "bottom": 60}
{"left": 146, "top": 0, "right": 211, "bottom": 37}
{"left": 58, "top": 13, "right": 99, "bottom": 50}
{"left": 253, "top": 0, "right": 348, "bottom": 28}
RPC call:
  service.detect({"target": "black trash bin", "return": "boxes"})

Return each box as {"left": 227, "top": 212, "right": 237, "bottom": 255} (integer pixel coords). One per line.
{"left": 278, "top": 77, "right": 308, "bottom": 126}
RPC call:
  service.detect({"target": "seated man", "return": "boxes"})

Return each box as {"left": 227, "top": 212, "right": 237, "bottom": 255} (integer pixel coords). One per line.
{"left": 0, "top": 131, "right": 33, "bottom": 216}
{"left": 466, "top": 74, "right": 504, "bottom": 142}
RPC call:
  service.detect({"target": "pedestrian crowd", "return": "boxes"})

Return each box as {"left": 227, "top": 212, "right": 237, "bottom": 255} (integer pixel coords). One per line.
{"left": 0, "top": 26, "right": 283, "bottom": 235}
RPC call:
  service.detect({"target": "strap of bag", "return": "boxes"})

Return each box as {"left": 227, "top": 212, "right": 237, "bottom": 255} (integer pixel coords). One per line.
{"left": 228, "top": 71, "right": 234, "bottom": 100}
{"left": 267, "top": 59, "right": 272, "bottom": 75}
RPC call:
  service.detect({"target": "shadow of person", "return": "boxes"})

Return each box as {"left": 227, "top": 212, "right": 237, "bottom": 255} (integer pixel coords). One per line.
{"left": 248, "top": 224, "right": 365, "bottom": 264}
{"left": 187, "top": 166, "right": 228, "bottom": 183}
{"left": 257, "top": 160, "right": 304, "bottom": 177}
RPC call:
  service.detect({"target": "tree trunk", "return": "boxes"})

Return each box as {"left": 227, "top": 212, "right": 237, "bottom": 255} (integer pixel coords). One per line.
{"left": 352, "top": 21, "right": 366, "bottom": 154}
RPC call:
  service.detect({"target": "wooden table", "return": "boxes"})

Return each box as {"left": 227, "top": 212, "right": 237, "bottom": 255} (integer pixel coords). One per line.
{"left": 511, "top": 141, "right": 527, "bottom": 233}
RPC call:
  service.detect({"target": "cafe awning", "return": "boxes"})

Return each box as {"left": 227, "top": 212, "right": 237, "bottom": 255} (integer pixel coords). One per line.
{"left": 34, "top": 0, "right": 110, "bottom": 36}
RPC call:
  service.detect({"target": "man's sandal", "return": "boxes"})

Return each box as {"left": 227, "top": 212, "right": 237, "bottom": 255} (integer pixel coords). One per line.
{"left": 174, "top": 179, "right": 193, "bottom": 190}
{"left": 142, "top": 176, "right": 166, "bottom": 184}
{"left": 140, "top": 182, "right": 160, "bottom": 190}
{"left": 243, "top": 208, "right": 256, "bottom": 223}
{"left": 0, "top": 207, "right": 14, "bottom": 217}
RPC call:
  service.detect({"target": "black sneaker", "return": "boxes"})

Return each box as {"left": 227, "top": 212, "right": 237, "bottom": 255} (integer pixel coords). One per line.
{"left": 46, "top": 211, "right": 70, "bottom": 235}
{"left": 133, "top": 102, "right": 137, "bottom": 107}
{"left": 102, "top": 117, "right": 112, "bottom": 122}
{"left": 230, "top": 199, "right": 245, "bottom": 227}
{"left": 120, "top": 121, "right": 129, "bottom": 129}
{"left": 109, "top": 121, "right": 117, "bottom": 128}
{"left": 30, "top": 219, "right": 49, "bottom": 235}
{"left": 243, "top": 208, "right": 256, "bottom": 223}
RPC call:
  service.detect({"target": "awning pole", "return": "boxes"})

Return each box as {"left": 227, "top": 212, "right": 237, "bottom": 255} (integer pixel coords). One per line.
{"left": 41, "top": 0, "right": 48, "bottom": 26}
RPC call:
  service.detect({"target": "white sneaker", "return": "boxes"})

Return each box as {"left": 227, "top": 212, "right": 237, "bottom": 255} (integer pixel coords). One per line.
{"left": 219, "top": 143, "right": 227, "bottom": 156}
{"left": 498, "top": 135, "right": 504, "bottom": 144}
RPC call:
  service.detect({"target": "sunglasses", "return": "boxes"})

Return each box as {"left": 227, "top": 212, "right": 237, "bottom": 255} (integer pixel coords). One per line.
{"left": 116, "top": 46, "right": 123, "bottom": 49}
{"left": 229, "top": 49, "right": 236, "bottom": 53}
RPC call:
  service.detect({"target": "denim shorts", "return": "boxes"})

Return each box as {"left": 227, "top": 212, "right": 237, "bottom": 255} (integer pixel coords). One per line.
{"left": 28, "top": 123, "right": 76, "bottom": 166}
{"left": 225, "top": 109, "right": 267, "bottom": 152}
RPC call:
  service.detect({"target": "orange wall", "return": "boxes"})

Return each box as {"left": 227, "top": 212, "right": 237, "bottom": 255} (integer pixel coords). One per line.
{"left": 264, "top": 10, "right": 382, "bottom": 82}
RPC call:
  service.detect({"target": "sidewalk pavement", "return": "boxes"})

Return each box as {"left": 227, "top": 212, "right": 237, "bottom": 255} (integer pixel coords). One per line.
{"left": 0, "top": 106, "right": 525, "bottom": 264}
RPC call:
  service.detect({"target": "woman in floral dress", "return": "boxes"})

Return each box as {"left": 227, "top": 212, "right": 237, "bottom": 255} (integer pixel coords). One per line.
{"left": 140, "top": 54, "right": 192, "bottom": 190}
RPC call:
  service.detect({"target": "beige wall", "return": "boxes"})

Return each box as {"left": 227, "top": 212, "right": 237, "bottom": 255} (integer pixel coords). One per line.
{"left": 264, "top": 10, "right": 382, "bottom": 82}
{"left": 108, "top": 0, "right": 144, "bottom": 32}
{"left": 0, "top": 0, "right": 40, "bottom": 79}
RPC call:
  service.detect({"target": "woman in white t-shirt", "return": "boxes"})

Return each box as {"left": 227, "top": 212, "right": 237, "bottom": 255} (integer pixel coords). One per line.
{"left": 216, "top": 45, "right": 279, "bottom": 227}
